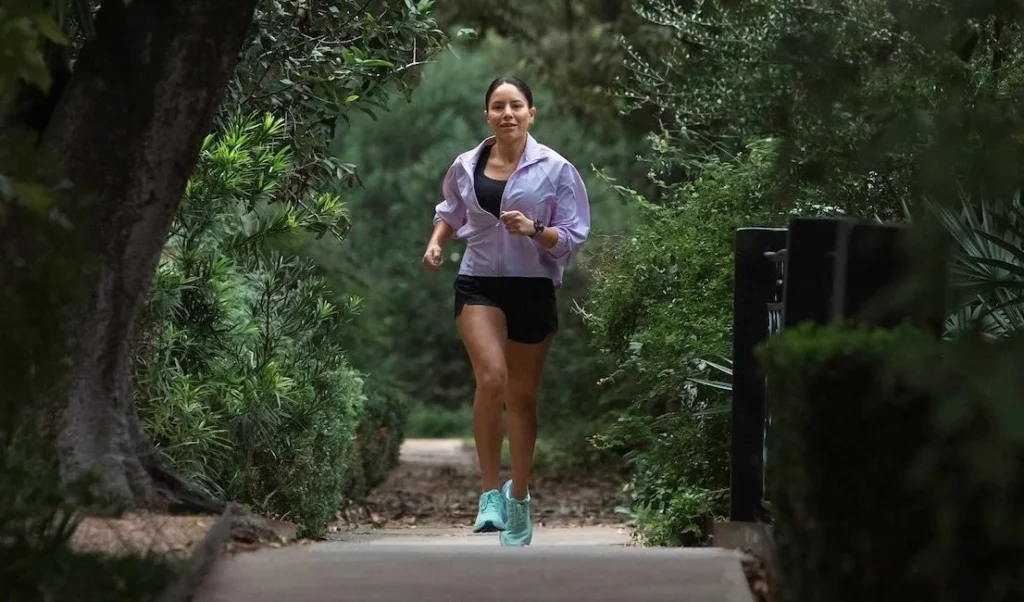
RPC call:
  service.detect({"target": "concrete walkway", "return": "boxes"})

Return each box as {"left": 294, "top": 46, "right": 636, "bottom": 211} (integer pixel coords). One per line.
{"left": 193, "top": 440, "right": 755, "bottom": 601}
{"left": 194, "top": 527, "right": 754, "bottom": 602}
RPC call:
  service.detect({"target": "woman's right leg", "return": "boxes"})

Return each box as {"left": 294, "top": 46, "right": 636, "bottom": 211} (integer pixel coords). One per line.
{"left": 456, "top": 304, "right": 508, "bottom": 494}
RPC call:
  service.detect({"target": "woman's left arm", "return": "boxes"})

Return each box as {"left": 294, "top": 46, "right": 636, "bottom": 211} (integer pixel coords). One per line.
{"left": 534, "top": 161, "right": 591, "bottom": 263}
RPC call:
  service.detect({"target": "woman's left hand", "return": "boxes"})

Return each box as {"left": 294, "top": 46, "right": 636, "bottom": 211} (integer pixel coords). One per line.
{"left": 499, "top": 210, "right": 534, "bottom": 236}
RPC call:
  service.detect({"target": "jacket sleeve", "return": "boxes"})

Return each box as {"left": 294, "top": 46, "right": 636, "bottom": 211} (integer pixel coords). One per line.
{"left": 538, "top": 161, "right": 591, "bottom": 265}
{"left": 433, "top": 161, "right": 467, "bottom": 235}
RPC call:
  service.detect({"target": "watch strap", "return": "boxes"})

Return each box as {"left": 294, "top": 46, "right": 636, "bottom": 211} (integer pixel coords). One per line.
{"left": 529, "top": 218, "right": 544, "bottom": 238}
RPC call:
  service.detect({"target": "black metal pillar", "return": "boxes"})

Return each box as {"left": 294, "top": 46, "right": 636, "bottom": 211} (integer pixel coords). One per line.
{"left": 832, "top": 220, "right": 946, "bottom": 333}
{"left": 782, "top": 217, "right": 842, "bottom": 329}
{"left": 730, "top": 227, "right": 787, "bottom": 522}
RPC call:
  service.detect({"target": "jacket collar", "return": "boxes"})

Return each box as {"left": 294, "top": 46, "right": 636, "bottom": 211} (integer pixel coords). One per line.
{"left": 461, "top": 133, "right": 545, "bottom": 173}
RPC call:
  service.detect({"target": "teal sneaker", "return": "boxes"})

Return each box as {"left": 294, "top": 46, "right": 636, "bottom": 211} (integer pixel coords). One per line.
{"left": 499, "top": 479, "right": 532, "bottom": 547}
{"left": 472, "top": 488, "right": 506, "bottom": 533}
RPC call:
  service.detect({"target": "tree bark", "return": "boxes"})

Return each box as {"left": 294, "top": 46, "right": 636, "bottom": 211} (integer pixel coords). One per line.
{"left": 37, "top": 0, "right": 259, "bottom": 509}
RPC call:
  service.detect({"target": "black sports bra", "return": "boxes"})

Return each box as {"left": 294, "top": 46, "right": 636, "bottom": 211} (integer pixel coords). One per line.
{"left": 473, "top": 144, "right": 507, "bottom": 219}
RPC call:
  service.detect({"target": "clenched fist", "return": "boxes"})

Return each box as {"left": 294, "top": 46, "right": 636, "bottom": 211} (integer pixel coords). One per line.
{"left": 422, "top": 242, "right": 443, "bottom": 271}
{"left": 499, "top": 210, "right": 535, "bottom": 236}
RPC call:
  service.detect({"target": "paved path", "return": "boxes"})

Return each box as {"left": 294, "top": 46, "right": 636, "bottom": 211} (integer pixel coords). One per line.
{"left": 397, "top": 437, "right": 476, "bottom": 466}
{"left": 195, "top": 530, "right": 753, "bottom": 602}
{"left": 193, "top": 440, "right": 755, "bottom": 601}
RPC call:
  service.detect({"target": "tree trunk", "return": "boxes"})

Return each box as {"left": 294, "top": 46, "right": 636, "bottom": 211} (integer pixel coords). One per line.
{"left": 38, "top": 0, "right": 259, "bottom": 510}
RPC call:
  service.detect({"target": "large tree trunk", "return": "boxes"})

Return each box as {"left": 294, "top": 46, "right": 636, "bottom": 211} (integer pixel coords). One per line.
{"left": 37, "top": 0, "right": 259, "bottom": 510}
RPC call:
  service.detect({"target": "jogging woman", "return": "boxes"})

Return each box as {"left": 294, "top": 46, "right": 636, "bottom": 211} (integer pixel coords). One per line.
{"left": 421, "top": 75, "right": 591, "bottom": 547}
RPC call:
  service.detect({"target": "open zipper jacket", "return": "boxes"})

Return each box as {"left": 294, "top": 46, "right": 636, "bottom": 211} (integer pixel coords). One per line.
{"left": 433, "top": 134, "right": 591, "bottom": 288}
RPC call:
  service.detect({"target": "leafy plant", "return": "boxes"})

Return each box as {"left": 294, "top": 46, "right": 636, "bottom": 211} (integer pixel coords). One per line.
{"left": 135, "top": 112, "right": 371, "bottom": 537}
{"left": 225, "top": 0, "right": 467, "bottom": 204}
{"left": 583, "top": 138, "right": 801, "bottom": 543}
{"left": 926, "top": 189, "right": 1024, "bottom": 339}
{"left": 689, "top": 357, "right": 732, "bottom": 418}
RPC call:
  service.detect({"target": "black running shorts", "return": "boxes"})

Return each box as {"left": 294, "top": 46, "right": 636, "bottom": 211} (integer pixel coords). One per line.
{"left": 453, "top": 275, "right": 558, "bottom": 344}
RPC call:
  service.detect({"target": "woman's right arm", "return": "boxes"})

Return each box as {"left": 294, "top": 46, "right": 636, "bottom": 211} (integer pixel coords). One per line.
{"left": 429, "top": 220, "right": 454, "bottom": 247}
{"left": 423, "top": 161, "right": 465, "bottom": 270}
{"left": 432, "top": 161, "right": 467, "bottom": 237}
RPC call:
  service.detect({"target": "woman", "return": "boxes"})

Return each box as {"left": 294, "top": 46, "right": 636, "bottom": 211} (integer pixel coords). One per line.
{"left": 421, "top": 75, "right": 591, "bottom": 547}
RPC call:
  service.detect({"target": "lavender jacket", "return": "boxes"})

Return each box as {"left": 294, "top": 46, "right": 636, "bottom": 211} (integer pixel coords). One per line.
{"left": 433, "top": 134, "right": 591, "bottom": 288}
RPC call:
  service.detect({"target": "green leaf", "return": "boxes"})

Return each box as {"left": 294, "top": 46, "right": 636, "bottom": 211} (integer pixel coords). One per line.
{"left": 34, "top": 13, "right": 68, "bottom": 45}
{"left": 12, "top": 180, "right": 53, "bottom": 212}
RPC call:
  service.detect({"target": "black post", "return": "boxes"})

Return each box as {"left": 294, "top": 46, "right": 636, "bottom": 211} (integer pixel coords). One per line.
{"left": 782, "top": 217, "right": 842, "bottom": 330}
{"left": 832, "top": 220, "right": 947, "bottom": 333}
{"left": 730, "top": 227, "right": 787, "bottom": 522}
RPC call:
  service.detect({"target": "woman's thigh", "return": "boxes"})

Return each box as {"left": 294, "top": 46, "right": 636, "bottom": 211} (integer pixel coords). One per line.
{"left": 456, "top": 304, "right": 508, "bottom": 387}
{"left": 505, "top": 334, "right": 553, "bottom": 405}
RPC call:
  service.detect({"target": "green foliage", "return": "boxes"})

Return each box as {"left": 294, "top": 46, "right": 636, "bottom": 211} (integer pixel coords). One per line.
{"left": 927, "top": 189, "right": 1024, "bottom": 338}
{"left": 758, "top": 322, "right": 1024, "bottom": 602}
{"left": 580, "top": 0, "right": 1024, "bottom": 548}
{"left": 135, "top": 113, "right": 369, "bottom": 537}
{"left": 583, "top": 139, "right": 799, "bottom": 543}
{"left": 434, "top": 0, "right": 666, "bottom": 148}
{"left": 405, "top": 403, "right": 473, "bottom": 439}
{"left": 339, "top": 379, "right": 407, "bottom": 504}
{"left": 311, "top": 44, "right": 638, "bottom": 468}
{"left": 757, "top": 323, "right": 936, "bottom": 602}
{"left": 0, "top": 1, "right": 68, "bottom": 96}
{"left": 620, "top": 0, "right": 1024, "bottom": 214}
{"left": 226, "top": 0, "right": 465, "bottom": 203}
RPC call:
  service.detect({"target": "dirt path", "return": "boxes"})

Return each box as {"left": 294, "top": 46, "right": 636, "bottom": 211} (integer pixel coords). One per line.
{"left": 332, "top": 438, "right": 631, "bottom": 534}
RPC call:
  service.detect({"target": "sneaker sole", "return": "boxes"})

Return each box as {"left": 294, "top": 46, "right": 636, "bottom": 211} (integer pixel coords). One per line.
{"left": 472, "top": 520, "right": 505, "bottom": 533}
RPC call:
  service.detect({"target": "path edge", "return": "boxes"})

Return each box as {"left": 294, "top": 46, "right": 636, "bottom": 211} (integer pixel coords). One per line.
{"left": 155, "top": 502, "right": 240, "bottom": 602}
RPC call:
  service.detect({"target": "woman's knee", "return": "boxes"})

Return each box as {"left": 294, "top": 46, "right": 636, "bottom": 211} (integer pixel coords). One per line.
{"left": 475, "top": 365, "right": 508, "bottom": 398}
{"left": 506, "top": 388, "right": 538, "bottom": 416}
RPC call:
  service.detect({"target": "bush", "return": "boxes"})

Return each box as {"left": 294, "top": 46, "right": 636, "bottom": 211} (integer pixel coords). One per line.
{"left": 340, "top": 378, "right": 407, "bottom": 503}
{"left": 758, "top": 322, "right": 1024, "bottom": 602}
{"left": 583, "top": 138, "right": 808, "bottom": 544}
{"left": 135, "top": 113, "right": 372, "bottom": 537}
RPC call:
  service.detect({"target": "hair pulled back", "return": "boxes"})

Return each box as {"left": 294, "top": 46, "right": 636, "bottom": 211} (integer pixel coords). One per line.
{"left": 484, "top": 75, "right": 534, "bottom": 108}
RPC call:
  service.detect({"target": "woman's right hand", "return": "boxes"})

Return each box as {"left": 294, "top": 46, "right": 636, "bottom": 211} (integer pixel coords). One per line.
{"left": 422, "top": 242, "right": 443, "bottom": 271}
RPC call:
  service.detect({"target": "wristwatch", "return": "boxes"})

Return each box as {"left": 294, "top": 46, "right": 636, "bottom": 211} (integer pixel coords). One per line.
{"left": 529, "top": 218, "right": 545, "bottom": 238}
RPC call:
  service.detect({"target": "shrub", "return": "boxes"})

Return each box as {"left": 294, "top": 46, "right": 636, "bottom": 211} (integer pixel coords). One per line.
{"left": 340, "top": 378, "right": 407, "bottom": 503}
{"left": 135, "top": 113, "right": 369, "bottom": 537}
{"left": 758, "top": 322, "right": 1024, "bottom": 602}
{"left": 584, "top": 138, "right": 808, "bottom": 543}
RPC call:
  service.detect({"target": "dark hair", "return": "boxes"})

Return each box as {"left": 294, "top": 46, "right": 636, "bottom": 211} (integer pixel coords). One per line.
{"left": 485, "top": 75, "right": 534, "bottom": 108}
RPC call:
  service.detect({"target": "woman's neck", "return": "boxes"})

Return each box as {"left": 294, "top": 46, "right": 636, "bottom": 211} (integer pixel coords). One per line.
{"left": 492, "top": 136, "right": 527, "bottom": 166}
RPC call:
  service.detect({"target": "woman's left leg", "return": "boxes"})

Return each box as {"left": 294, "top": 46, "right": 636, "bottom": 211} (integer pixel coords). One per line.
{"left": 505, "top": 335, "right": 553, "bottom": 500}
{"left": 498, "top": 332, "right": 553, "bottom": 547}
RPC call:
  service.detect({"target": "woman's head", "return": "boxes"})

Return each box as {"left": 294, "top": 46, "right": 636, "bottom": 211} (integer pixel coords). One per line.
{"left": 483, "top": 75, "right": 536, "bottom": 142}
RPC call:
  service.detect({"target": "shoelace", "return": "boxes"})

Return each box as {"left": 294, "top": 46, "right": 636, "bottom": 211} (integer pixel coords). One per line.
{"left": 480, "top": 492, "right": 500, "bottom": 514}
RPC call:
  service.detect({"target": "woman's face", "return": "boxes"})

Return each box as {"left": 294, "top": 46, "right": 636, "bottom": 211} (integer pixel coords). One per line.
{"left": 484, "top": 83, "right": 535, "bottom": 142}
